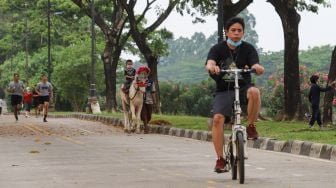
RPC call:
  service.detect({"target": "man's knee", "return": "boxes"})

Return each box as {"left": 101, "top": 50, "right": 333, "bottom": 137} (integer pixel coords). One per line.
{"left": 247, "top": 87, "right": 260, "bottom": 100}
{"left": 213, "top": 114, "right": 224, "bottom": 127}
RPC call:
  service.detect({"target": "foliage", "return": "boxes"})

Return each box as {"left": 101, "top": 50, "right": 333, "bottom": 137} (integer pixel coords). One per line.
{"left": 160, "top": 79, "right": 215, "bottom": 116}
{"left": 262, "top": 64, "right": 328, "bottom": 117}
{"left": 0, "top": 0, "right": 82, "bottom": 64}
{"left": 53, "top": 39, "right": 105, "bottom": 111}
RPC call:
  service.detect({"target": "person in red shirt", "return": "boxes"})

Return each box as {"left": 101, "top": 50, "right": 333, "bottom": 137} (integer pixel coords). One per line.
{"left": 23, "top": 87, "right": 33, "bottom": 118}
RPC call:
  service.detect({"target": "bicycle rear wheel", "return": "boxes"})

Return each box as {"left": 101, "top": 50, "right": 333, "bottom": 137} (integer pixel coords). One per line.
{"left": 236, "top": 131, "right": 245, "bottom": 184}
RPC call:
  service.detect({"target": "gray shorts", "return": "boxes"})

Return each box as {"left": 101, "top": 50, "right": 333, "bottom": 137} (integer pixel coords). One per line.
{"left": 212, "top": 85, "right": 252, "bottom": 117}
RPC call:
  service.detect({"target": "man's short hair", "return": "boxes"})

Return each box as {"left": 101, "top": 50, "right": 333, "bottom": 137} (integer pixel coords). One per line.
{"left": 13, "top": 73, "right": 19, "bottom": 77}
{"left": 310, "top": 75, "right": 319, "bottom": 84}
{"left": 225, "top": 17, "right": 245, "bottom": 31}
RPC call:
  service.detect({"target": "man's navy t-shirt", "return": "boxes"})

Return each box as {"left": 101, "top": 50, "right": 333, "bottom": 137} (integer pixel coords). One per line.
{"left": 206, "top": 41, "right": 259, "bottom": 92}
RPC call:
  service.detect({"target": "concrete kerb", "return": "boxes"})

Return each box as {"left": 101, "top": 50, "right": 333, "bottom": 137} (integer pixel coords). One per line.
{"left": 291, "top": 140, "right": 304, "bottom": 155}
{"left": 50, "top": 114, "right": 336, "bottom": 161}
{"left": 309, "top": 143, "right": 324, "bottom": 158}
{"left": 330, "top": 146, "right": 336, "bottom": 161}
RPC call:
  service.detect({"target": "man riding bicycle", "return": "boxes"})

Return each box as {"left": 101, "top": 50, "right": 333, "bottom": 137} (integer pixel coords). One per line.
{"left": 205, "top": 17, "right": 264, "bottom": 173}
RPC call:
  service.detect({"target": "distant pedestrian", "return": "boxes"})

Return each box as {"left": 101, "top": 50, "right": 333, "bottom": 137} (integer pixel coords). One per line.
{"left": 141, "top": 75, "right": 156, "bottom": 134}
{"left": 308, "top": 74, "right": 336, "bottom": 128}
{"left": 32, "top": 87, "right": 42, "bottom": 117}
{"left": 23, "top": 87, "right": 33, "bottom": 118}
{"left": 36, "top": 74, "right": 53, "bottom": 122}
{"left": 0, "top": 98, "right": 4, "bottom": 115}
{"left": 7, "top": 73, "right": 24, "bottom": 121}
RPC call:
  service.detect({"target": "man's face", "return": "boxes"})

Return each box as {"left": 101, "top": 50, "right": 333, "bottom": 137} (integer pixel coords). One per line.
{"left": 13, "top": 74, "right": 19, "bottom": 81}
{"left": 225, "top": 23, "right": 244, "bottom": 42}
{"left": 42, "top": 76, "right": 48, "bottom": 82}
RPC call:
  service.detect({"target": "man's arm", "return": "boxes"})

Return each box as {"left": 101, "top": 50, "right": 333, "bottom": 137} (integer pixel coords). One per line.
{"left": 308, "top": 88, "right": 312, "bottom": 103}
{"left": 205, "top": 59, "right": 220, "bottom": 75}
{"left": 319, "top": 86, "right": 332, "bottom": 92}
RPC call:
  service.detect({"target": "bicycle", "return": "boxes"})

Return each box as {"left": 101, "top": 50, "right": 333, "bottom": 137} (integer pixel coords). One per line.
{"left": 221, "top": 67, "right": 255, "bottom": 184}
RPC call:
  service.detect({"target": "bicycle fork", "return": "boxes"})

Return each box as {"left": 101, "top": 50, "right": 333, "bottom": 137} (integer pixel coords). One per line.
{"left": 231, "top": 126, "right": 248, "bottom": 159}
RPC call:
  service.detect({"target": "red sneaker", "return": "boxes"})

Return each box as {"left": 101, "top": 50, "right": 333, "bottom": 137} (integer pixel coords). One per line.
{"left": 247, "top": 124, "right": 259, "bottom": 140}
{"left": 214, "top": 157, "right": 228, "bottom": 173}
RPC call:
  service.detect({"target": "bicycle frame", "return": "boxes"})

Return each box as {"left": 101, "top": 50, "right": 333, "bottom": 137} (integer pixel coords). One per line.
{"left": 222, "top": 68, "right": 252, "bottom": 159}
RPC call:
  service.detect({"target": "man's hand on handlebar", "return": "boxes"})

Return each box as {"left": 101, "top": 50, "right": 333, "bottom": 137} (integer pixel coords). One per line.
{"left": 206, "top": 60, "right": 221, "bottom": 75}
{"left": 251, "top": 64, "right": 264, "bottom": 75}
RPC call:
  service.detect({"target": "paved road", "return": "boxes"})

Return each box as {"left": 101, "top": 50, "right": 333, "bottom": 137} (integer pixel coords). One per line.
{"left": 1, "top": 115, "right": 336, "bottom": 188}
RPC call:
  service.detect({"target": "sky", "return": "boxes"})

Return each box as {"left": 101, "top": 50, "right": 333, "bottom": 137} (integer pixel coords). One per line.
{"left": 151, "top": 0, "right": 336, "bottom": 52}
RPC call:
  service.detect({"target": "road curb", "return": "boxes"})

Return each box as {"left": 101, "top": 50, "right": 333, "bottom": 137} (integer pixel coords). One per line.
{"left": 50, "top": 114, "right": 336, "bottom": 162}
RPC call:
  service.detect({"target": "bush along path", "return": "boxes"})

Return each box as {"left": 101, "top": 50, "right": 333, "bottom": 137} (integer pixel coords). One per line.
{"left": 50, "top": 114, "right": 336, "bottom": 161}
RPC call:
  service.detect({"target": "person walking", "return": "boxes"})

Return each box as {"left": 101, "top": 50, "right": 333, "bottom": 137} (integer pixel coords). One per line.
{"left": 36, "top": 74, "right": 53, "bottom": 122}
{"left": 141, "top": 74, "right": 156, "bottom": 134}
{"left": 308, "top": 74, "right": 336, "bottom": 128}
{"left": 32, "top": 87, "right": 42, "bottom": 118}
{"left": 7, "top": 73, "right": 24, "bottom": 121}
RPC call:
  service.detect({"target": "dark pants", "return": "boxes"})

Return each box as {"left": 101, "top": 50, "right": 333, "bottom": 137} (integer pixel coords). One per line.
{"left": 309, "top": 105, "right": 322, "bottom": 126}
{"left": 141, "top": 104, "right": 153, "bottom": 124}
{"left": 0, "top": 107, "right": 2, "bottom": 115}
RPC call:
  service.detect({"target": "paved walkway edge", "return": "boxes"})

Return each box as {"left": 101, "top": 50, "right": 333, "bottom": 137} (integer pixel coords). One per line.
{"left": 50, "top": 114, "right": 336, "bottom": 162}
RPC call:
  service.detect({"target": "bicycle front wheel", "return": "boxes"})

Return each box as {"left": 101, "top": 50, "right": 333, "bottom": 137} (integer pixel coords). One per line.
{"left": 236, "top": 131, "right": 245, "bottom": 184}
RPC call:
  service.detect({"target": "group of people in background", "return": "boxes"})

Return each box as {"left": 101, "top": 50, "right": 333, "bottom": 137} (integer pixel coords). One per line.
{"left": 6, "top": 73, "right": 53, "bottom": 122}
{"left": 122, "top": 59, "right": 156, "bottom": 134}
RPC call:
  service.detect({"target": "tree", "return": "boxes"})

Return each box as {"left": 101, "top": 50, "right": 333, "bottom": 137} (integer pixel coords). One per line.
{"left": 71, "top": 0, "right": 130, "bottom": 112}
{"left": 267, "top": 0, "right": 330, "bottom": 120}
{"left": 119, "top": 0, "right": 180, "bottom": 112}
{"left": 323, "top": 46, "right": 336, "bottom": 124}
{"left": 53, "top": 39, "right": 105, "bottom": 111}
{"left": 222, "top": 0, "right": 253, "bottom": 23}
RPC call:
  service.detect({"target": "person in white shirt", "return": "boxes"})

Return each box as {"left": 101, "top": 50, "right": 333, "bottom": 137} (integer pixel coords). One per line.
{"left": 36, "top": 74, "right": 53, "bottom": 122}
{"left": 7, "top": 73, "right": 24, "bottom": 121}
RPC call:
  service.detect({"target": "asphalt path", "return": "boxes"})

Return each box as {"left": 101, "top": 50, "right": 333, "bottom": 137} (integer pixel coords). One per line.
{"left": 0, "top": 115, "right": 336, "bottom": 188}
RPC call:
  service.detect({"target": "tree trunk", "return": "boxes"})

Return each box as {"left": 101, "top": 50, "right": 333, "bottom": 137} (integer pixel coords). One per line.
{"left": 222, "top": 0, "right": 253, "bottom": 24}
{"left": 323, "top": 46, "right": 336, "bottom": 124}
{"left": 101, "top": 41, "right": 118, "bottom": 112}
{"left": 147, "top": 57, "right": 161, "bottom": 113}
{"left": 268, "top": 0, "right": 302, "bottom": 120}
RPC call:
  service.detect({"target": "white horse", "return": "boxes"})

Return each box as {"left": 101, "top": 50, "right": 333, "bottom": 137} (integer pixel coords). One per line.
{"left": 120, "top": 74, "right": 147, "bottom": 133}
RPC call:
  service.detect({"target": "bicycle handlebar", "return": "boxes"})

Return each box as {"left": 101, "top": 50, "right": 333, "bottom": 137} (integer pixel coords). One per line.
{"left": 220, "top": 68, "right": 256, "bottom": 73}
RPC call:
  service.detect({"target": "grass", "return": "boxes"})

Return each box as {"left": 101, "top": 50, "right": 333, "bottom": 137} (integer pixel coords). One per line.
{"left": 50, "top": 111, "right": 336, "bottom": 145}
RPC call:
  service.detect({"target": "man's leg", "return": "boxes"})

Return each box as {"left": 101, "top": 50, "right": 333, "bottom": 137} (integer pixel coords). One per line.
{"left": 317, "top": 109, "right": 322, "bottom": 127}
{"left": 43, "top": 101, "right": 49, "bottom": 122}
{"left": 213, "top": 114, "right": 224, "bottom": 158}
{"left": 14, "top": 105, "right": 19, "bottom": 121}
{"left": 212, "top": 113, "right": 227, "bottom": 173}
{"left": 141, "top": 104, "right": 148, "bottom": 133}
{"left": 246, "top": 87, "right": 261, "bottom": 139}
{"left": 309, "top": 106, "right": 318, "bottom": 127}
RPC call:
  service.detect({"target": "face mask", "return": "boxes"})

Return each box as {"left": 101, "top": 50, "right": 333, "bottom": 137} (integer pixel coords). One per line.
{"left": 227, "top": 38, "right": 242, "bottom": 47}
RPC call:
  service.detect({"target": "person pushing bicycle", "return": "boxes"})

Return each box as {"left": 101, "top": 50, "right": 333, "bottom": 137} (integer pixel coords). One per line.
{"left": 205, "top": 17, "right": 264, "bottom": 173}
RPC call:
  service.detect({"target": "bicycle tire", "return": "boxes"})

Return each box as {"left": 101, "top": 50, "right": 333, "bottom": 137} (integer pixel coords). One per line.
{"left": 229, "top": 141, "right": 237, "bottom": 180}
{"left": 237, "top": 131, "right": 245, "bottom": 184}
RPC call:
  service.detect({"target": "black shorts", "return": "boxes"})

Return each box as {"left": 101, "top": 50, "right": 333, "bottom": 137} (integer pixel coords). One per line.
{"left": 33, "top": 97, "right": 41, "bottom": 107}
{"left": 11, "top": 95, "right": 22, "bottom": 106}
{"left": 40, "top": 96, "right": 50, "bottom": 104}
{"left": 212, "top": 84, "right": 253, "bottom": 117}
